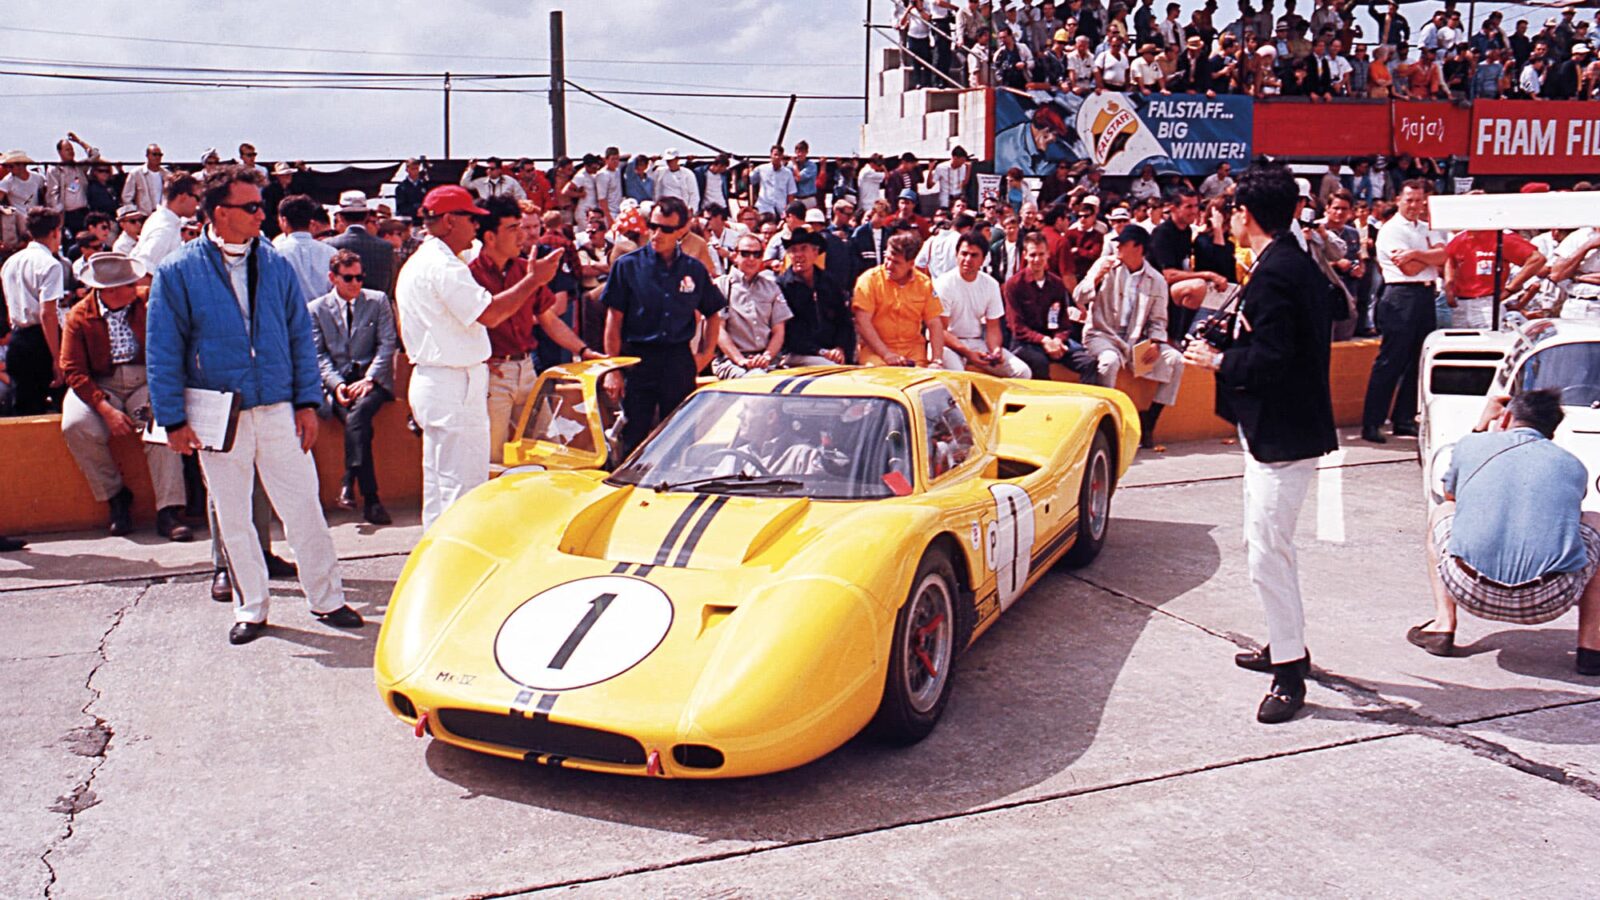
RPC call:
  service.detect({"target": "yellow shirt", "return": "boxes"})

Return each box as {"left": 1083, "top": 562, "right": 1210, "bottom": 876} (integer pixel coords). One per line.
{"left": 852, "top": 265, "right": 941, "bottom": 364}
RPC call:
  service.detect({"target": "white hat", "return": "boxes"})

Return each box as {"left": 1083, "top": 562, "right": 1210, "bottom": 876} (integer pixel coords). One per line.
{"left": 804, "top": 208, "right": 827, "bottom": 225}
{"left": 79, "top": 252, "right": 147, "bottom": 290}
{"left": 338, "top": 190, "right": 370, "bottom": 213}
{"left": 1, "top": 150, "right": 36, "bottom": 166}
{"left": 1295, "top": 177, "right": 1313, "bottom": 199}
{"left": 663, "top": 148, "right": 680, "bottom": 162}
{"left": 115, "top": 204, "right": 145, "bottom": 220}
{"left": 1107, "top": 206, "right": 1132, "bottom": 221}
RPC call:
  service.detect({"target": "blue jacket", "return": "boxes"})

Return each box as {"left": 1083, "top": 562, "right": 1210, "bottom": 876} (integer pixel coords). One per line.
{"left": 146, "top": 236, "right": 323, "bottom": 429}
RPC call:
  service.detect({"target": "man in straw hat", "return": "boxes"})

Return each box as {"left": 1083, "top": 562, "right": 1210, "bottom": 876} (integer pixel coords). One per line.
{"left": 59, "top": 252, "right": 191, "bottom": 541}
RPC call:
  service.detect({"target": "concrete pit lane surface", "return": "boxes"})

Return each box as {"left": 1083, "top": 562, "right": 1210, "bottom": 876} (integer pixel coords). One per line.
{"left": 5, "top": 431, "right": 1600, "bottom": 897}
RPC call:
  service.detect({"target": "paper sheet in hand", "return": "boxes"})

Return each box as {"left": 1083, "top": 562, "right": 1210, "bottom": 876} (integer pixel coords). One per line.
{"left": 142, "top": 389, "right": 241, "bottom": 453}
{"left": 1131, "top": 340, "right": 1161, "bottom": 379}
{"left": 1200, "top": 285, "right": 1239, "bottom": 311}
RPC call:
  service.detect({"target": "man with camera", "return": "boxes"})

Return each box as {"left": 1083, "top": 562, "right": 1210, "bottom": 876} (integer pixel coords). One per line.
{"left": 1183, "top": 163, "right": 1338, "bottom": 724}
{"left": 1411, "top": 389, "right": 1600, "bottom": 676}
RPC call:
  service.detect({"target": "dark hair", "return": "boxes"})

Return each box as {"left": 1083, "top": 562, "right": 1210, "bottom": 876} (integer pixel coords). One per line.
{"left": 654, "top": 195, "right": 691, "bottom": 228}
{"left": 85, "top": 211, "right": 113, "bottom": 230}
{"left": 24, "top": 206, "right": 62, "bottom": 240}
{"left": 376, "top": 218, "right": 409, "bottom": 238}
{"left": 1233, "top": 162, "right": 1297, "bottom": 234}
{"left": 703, "top": 203, "right": 729, "bottom": 219}
{"left": 1021, "top": 231, "right": 1051, "bottom": 254}
{"left": 278, "top": 194, "right": 321, "bottom": 231}
{"left": 476, "top": 195, "right": 522, "bottom": 236}
{"left": 952, "top": 212, "right": 977, "bottom": 231}
{"left": 163, "top": 172, "right": 199, "bottom": 202}
{"left": 200, "top": 164, "right": 266, "bottom": 219}
{"left": 785, "top": 200, "right": 809, "bottom": 220}
{"left": 1509, "top": 388, "right": 1564, "bottom": 438}
{"left": 1330, "top": 188, "right": 1355, "bottom": 205}
{"left": 1171, "top": 186, "right": 1198, "bottom": 203}
{"left": 329, "top": 249, "right": 362, "bottom": 273}
{"left": 957, "top": 232, "right": 992, "bottom": 256}
{"left": 1042, "top": 205, "right": 1068, "bottom": 227}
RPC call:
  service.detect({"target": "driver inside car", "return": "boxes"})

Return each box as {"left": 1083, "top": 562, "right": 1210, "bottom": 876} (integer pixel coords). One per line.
{"left": 712, "top": 402, "right": 837, "bottom": 478}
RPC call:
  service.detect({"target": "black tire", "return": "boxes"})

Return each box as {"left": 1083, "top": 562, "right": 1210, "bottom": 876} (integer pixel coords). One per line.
{"left": 1061, "top": 430, "right": 1113, "bottom": 569}
{"left": 870, "top": 549, "right": 959, "bottom": 745}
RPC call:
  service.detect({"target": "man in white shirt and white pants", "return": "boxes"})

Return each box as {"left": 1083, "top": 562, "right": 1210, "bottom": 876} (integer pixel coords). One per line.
{"left": 394, "top": 186, "right": 561, "bottom": 530}
{"left": 1361, "top": 178, "right": 1445, "bottom": 444}
{"left": 935, "top": 232, "right": 1031, "bottom": 377}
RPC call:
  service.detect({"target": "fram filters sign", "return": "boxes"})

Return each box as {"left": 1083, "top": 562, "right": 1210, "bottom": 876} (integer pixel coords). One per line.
{"left": 1470, "top": 100, "right": 1600, "bottom": 175}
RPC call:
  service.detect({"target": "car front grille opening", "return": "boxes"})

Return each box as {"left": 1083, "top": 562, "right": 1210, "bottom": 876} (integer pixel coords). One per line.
{"left": 391, "top": 692, "right": 417, "bottom": 719}
{"left": 672, "top": 744, "right": 725, "bottom": 770}
{"left": 436, "top": 708, "right": 646, "bottom": 766}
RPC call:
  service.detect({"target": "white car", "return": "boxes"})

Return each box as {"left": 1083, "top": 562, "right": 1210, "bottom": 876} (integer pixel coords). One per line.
{"left": 1420, "top": 319, "right": 1600, "bottom": 512}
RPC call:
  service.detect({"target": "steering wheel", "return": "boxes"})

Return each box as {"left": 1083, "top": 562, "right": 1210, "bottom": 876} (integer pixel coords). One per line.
{"left": 704, "top": 447, "right": 773, "bottom": 476}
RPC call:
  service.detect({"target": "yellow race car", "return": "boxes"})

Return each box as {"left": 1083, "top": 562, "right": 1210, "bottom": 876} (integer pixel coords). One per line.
{"left": 375, "top": 361, "right": 1139, "bottom": 778}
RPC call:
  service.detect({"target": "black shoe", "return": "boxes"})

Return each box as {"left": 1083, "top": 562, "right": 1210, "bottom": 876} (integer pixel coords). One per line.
{"left": 107, "top": 486, "right": 134, "bottom": 537}
{"left": 1235, "top": 645, "right": 1310, "bottom": 674}
{"left": 265, "top": 554, "right": 297, "bottom": 579}
{"left": 363, "top": 501, "right": 392, "bottom": 526}
{"left": 229, "top": 621, "right": 266, "bottom": 645}
{"left": 0, "top": 535, "right": 26, "bottom": 552}
{"left": 1578, "top": 648, "right": 1600, "bottom": 677}
{"left": 1406, "top": 621, "right": 1455, "bottom": 657}
{"left": 211, "top": 568, "right": 233, "bottom": 603}
{"left": 156, "top": 506, "right": 194, "bottom": 543}
{"left": 1361, "top": 427, "right": 1387, "bottom": 444}
{"left": 336, "top": 484, "right": 357, "bottom": 510}
{"left": 315, "top": 605, "right": 364, "bottom": 629}
{"left": 1256, "top": 658, "right": 1309, "bottom": 724}
{"left": 1392, "top": 423, "right": 1419, "bottom": 438}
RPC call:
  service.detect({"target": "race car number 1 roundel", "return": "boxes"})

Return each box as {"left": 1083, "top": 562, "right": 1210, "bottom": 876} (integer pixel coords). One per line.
{"left": 494, "top": 575, "right": 674, "bottom": 692}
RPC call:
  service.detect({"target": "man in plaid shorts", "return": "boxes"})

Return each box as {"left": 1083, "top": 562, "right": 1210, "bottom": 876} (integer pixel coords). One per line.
{"left": 1413, "top": 388, "right": 1600, "bottom": 676}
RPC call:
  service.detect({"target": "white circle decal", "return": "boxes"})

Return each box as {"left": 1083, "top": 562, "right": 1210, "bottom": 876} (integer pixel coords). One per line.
{"left": 494, "top": 575, "right": 674, "bottom": 692}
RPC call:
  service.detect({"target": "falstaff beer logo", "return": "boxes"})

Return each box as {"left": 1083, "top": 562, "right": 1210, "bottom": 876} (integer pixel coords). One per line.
{"left": 1092, "top": 101, "right": 1139, "bottom": 166}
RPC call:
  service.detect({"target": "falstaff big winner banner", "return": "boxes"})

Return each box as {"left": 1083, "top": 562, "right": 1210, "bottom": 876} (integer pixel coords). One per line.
{"left": 994, "top": 90, "right": 1252, "bottom": 178}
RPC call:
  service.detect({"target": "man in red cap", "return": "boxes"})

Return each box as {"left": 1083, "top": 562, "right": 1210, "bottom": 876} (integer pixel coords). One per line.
{"left": 393, "top": 185, "right": 561, "bottom": 529}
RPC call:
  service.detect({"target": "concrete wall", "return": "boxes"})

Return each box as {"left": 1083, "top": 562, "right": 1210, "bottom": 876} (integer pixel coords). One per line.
{"left": 3, "top": 342, "right": 1382, "bottom": 536}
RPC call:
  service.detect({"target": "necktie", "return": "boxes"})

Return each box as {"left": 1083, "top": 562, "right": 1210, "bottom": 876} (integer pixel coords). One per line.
{"left": 346, "top": 302, "right": 354, "bottom": 335}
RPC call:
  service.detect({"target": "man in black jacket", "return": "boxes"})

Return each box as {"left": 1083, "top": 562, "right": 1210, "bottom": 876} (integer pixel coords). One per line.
{"left": 1184, "top": 162, "right": 1338, "bottom": 725}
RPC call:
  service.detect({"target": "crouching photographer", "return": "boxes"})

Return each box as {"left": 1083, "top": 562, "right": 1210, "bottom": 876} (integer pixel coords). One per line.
{"left": 1411, "top": 389, "right": 1600, "bottom": 677}
{"left": 1182, "top": 162, "right": 1338, "bottom": 725}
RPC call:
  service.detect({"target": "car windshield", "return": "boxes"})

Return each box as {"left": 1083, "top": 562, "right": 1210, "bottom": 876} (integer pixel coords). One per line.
{"left": 608, "top": 391, "right": 915, "bottom": 499}
{"left": 1516, "top": 344, "right": 1600, "bottom": 408}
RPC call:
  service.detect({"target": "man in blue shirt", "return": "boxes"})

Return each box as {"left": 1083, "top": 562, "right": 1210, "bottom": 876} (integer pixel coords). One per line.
{"left": 602, "top": 196, "right": 727, "bottom": 457}
{"left": 1414, "top": 388, "right": 1600, "bottom": 676}
{"left": 791, "top": 141, "right": 820, "bottom": 210}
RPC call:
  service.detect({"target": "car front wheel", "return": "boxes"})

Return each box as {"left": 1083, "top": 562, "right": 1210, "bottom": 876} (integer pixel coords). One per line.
{"left": 870, "top": 549, "right": 958, "bottom": 745}
{"left": 1061, "top": 430, "right": 1113, "bottom": 568}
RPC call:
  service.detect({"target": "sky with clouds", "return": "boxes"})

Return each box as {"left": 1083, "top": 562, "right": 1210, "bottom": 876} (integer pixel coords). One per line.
{"left": 0, "top": 0, "right": 1572, "bottom": 167}
{"left": 1, "top": 0, "right": 868, "bottom": 166}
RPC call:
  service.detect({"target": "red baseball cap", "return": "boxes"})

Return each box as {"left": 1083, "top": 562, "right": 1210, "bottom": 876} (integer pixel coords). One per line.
{"left": 1520, "top": 182, "right": 1551, "bottom": 194}
{"left": 421, "top": 185, "right": 488, "bottom": 216}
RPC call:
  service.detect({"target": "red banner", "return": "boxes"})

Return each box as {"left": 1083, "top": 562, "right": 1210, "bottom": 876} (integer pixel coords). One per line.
{"left": 1252, "top": 100, "right": 1390, "bottom": 158}
{"left": 1470, "top": 100, "right": 1600, "bottom": 175}
{"left": 1391, "top": 102, "right": 1471, "bottom": 158}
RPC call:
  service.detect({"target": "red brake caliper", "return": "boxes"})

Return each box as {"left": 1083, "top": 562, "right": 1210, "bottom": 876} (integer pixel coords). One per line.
{"left": 913, "top": 614, "right": 945, "bottom": 677}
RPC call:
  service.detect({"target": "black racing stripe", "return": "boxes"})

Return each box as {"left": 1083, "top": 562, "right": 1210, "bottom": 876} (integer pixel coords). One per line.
{"left": 610, "top": 562, "right": 630, "bottom": 574}
{"left": 671, "top": 495, "right": 730, "bottom": 567}
{"left": 653, "top": 494, "right": 710, "bottom": 565}
{"left": 1030, "top": 522, "right": 1076, "bottom": 570}
{"left": 512, "top": 689, "right": 535, "bottom": 717}
{"left": 771, "top": 375, "right": 803, "bottom": 394}
{"left": 531, "top": 692, "right": 559, "bottom": 724}
{"left": 784, "top": 377, "right": 815, "bottom": 394}
{"left": 633, "top": 564, "right": 655, "bottom": 577}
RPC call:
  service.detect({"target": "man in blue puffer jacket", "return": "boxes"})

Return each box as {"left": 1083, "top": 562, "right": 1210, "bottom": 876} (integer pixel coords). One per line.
{"left": 146, "top": 165, "right": 364, "bottom": 646}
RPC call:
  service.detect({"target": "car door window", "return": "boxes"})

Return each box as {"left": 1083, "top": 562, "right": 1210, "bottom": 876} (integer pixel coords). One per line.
{"left": 919, "top": 385, "right": 974, "bottom": 481}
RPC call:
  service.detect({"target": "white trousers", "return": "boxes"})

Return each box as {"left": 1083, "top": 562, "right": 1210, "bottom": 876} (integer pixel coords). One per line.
{"left": 486, "top": 357, "right": 539, "bottom": 466}
{"left": 410, "top": 364, "right": 489, "bottom": 531}
{"left": 941, "top": 337, "right": 1032, "bottom": 378}
{"left": 199, "top": 404, "right": 344, "bottom": 624}
{"left": 1241, "top": 434, "right": 1318, "bottom": 664}
{"left": 1454, "top": 296, "right": 1494, "bottom": 329}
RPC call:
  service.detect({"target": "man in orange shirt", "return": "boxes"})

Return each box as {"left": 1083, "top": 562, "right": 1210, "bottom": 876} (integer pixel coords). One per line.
{"left": 853, "top": 232, "right": 946, "bottom": 366}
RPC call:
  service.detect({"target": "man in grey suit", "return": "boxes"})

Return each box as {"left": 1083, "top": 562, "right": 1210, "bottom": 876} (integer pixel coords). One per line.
{"left": 328, "top": 190, "right": 397, "bottom": 295}
{"left": 310, "top": 250, "right": 398, "bottom": 525}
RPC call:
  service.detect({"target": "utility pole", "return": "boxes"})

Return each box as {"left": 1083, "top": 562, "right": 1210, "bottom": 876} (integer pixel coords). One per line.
{"left": 443, "top": 72, "right": 452, "bottom": 158}
{"left": 776, "top": 94, "right": 799, "bottom": 148}
{"left": 864, "top": 0, "right": 873, "bottom": 124}
{"left": 550, "top": 10, "right": 568, "bottom": 159}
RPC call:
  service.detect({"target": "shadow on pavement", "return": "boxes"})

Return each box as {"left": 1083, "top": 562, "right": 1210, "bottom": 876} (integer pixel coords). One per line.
{"left": 421, "top": 518, "right": 1222, "bottom": 844}
{"left": 251, "top": 577, "right": 391, "bottom": 669}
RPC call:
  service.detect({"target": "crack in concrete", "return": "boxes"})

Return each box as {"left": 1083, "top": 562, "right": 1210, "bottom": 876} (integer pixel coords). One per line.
{"left": 37, "top": 581, "right": 154, "bottom": 898}
{"left": 1, "top": 650, "right": 98, "bottom": 664}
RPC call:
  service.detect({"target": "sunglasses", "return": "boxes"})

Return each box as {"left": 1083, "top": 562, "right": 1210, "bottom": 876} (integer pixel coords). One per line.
{"left": 647, "top": 220, "right": 683, "bottom": 232}
{"left": 217, "top": 201, "right": 265, "bottom": 214}
{"left": 336, "top": 273, "right": 365, "bottom": 283}
{"left": 736, "top": 249, "right": 763, "bottom": 258}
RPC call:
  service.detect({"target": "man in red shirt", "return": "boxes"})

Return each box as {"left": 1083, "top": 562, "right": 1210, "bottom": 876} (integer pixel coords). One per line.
{"left": 515, "top": 158, "right": 552, "bottom": 212}
{"left": 1054, "top": 196, "right": 1106, "bottom": 289}
{"left": 469, "top": 196, "right": 558, "bottom": 467}
{"left": 1444, "top": 229, "right": 1546, "bottom": 329}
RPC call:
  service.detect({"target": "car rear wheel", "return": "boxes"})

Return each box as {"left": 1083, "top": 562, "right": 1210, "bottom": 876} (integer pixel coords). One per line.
{"left": 1061, "top": 430, "right": 1113, "bottom": 569}
{"left": 870, "top": 549, "right": 958, "bottom": 745}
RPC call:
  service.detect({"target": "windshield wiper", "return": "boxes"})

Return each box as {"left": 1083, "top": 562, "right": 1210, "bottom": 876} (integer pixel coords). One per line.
{"left": 652, "top": 472, "right": 803, "bottom": 494}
